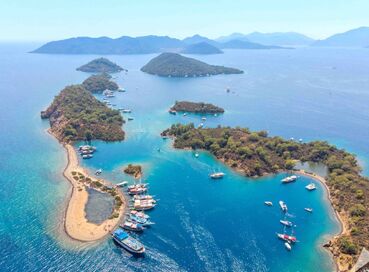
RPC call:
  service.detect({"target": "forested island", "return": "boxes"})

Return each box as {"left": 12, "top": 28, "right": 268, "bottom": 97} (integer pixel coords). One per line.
{"left": 170, "top": 101, "right": 224, "bottom": 114}
{"left": 181, "top": 42, "right": 223, "bottom": 54}
{"left": 41, "top": 85, "right": 124, "bottom": 142}
{"left": 82, "top": 73, "right": 119, "bottom": 93}
{"left": 77, "top": 58, "right": 124, "bottom": 73}
{"left": 141, "top": 53, "right": 243, "bottom": 77}
{"left": 123, "top": 164, "right": 142, "bottom": 179}
{"left": 162, "top": 123, "right": 369, "bottom": 269}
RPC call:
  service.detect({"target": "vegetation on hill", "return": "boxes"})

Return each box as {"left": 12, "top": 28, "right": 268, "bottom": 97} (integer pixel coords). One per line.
{"left": 124, "top": 164, "right": 142, "bottom": 179}
{"left": 162, "top": 123, "right": 369, "bottom": 267}
{"left": 181, "top": 42, "right": 223, "bottom": 54}
{"left": 141, "top": 53, "right": 243, "bottom": 77}
{"left": 77, "top": 58, "right": 124, "bottom": 73}
{"left": 82, "top": 73, "right": 119, "bottom": 93}
{"left": 41, "top": 85, "right": 124, "bottom": 142}
{"left": 171, "top": 101, "right": 224, "bottom": 113}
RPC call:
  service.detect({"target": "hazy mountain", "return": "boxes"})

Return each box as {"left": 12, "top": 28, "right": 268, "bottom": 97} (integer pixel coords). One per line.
{"left": 181, "top": 42, "right": 223, "bottom": 54}
{"left": 32, "top": 35, "right": 184, "bottom": 54}
{"left": 216, "top": 33, "right": 249, "bottom": 43}
{"left": 312, "top": 27, "right": 369, "bottom": 47}
{"left": 245, "top": 32, "right": 314, "bottom": 46}
{"left": 220, "top": 39, "right": 289, "bottom": 49}
{"left": 140, "top": 52, "right": 243, "bottom": 77}
{"left": 182, "top": 34, "right": 219, "bottom": 47}
{"left": 217, "top": 32, "right": 314, "bottom": 46}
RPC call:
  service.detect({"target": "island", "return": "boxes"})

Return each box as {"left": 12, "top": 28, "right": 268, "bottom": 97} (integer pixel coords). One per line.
{"left": 41, "top": 84, "right": 126, "bottom": 242}
{"left": 170, "top": 101, "right": 224, "bottom": 114}
{"left": 82, "top": 73, "right": 119, "bottom": 93}
{"left": 76, "top": 57, "right": 125, "bottom": 73}
{"left": 123, "top": 164, "right": 143, "bottom": 179}
{"left": 162, "top": 123, "right": 369, "bottom": 271}
{"left": 140, "top": 52, "right": 243, "bottom": 77}
{"left": 181, "top": 42, "right": 223, "bottom": 54}
{"left": 41, "top": 84, "right": 124, "bottom": 142}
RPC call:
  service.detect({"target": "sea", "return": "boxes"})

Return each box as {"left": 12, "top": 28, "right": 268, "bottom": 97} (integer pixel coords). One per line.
{"left": 1, "top": 43, "right": 369, "bottom": 271}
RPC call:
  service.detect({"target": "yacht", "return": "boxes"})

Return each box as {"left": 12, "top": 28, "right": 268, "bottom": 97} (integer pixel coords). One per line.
{"left": 130, "top": 210, "right": 149, "bottom": 219}
{"left": 122, "top": 109, "right": 132, "bottom": 113}
{"left": 111, "top": 228, "right": 145, "bottom": 255}
{"left": 305, "top": 183, "right": 316, "bottom": 191}
{"left": 169, "top": 109, "right": 177, "bottom": 115}
{"left": 210, "top": 172, "right": 225, "bottom": 179}
{"left": 285, "top": 242, "right": 292, "bottom": 251}
{"left": 279, "top": 201, "right": 288, "bottom": 212}
{"left": 95, "top": 169, "right": 102, "bottom": 175}
{"left": 277, "top": 233, "right": 297, "bottom": 243}
{"left": 281, "top": 175, "right": 298, "bottom": 184}
{"left": 264, "top": 201, "right": 273, "bottom": 206}
{"left": 304, "top": 207, "right": 313, "bottom": 213}
{"left": 121, "top": 221, "right": 145, "bottom": 232}
{"left": 280, "top": 220, "right": 293, "bottom": 227}
{"left": 116, "top": 181, "right": 128, "bottom": 187}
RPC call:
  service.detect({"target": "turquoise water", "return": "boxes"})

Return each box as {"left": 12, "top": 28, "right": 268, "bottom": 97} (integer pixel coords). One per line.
{"left": 1, "top": 43, "right": 369, "bottom": 271}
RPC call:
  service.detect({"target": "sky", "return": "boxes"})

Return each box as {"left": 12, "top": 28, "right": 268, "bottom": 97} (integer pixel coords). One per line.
{"left": 1, "top": 0, "right": 369, "bottom": 42}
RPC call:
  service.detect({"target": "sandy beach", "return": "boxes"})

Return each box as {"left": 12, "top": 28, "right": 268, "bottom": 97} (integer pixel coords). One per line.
{"left": 63, "top": 144, "right": 125, "bottom": 242}
{"left": 294, "top": 169, "right": 351, "bottom": 271}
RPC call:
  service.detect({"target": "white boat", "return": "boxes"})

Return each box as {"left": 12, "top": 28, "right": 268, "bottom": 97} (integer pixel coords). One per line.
{"left": 95, "top": 169, "right": 102, "bottom": 175}
{"left": 195, "top": 153, "right": 199, "bottom": 158}
{"left": 280, "top": 220, "right": 293, "bottom": 227}
{"left": 277, "top": 233, "right": 297, "bottom": 243}
{"left": 133, "top": 199, "right": 156, "bottom": 210}
{"left": 285, "top": 242, "right": 292, "bottom": 251}
{"left": 279, "top": 201, "right": 288, "bottom": 212}
{"left": 281, "top": 175, "right": 298, "bottom": 183}
{"left": 210, "top": 172, "right": 225, "bottom": 179}
{"left": 304, "top": 207, "right": 313, "bottom": 213}
{"left": 118, "top": 88, "right": 126, "bottom": 92}
{"left": 183, "top": 113, "right": 187, "bottom": 116}
{"left": 122, "top": 109, "right": 132, "bottom": 113}
{"left": 201, "top": 117, "right": 206, "bottom": 121}
{"left": 214, "top": 114, "right": 218, "bottom": 117}
{"left": 198, "top": 123, "right": 204, "bottom": 128}
{"left": 116, "top": 181, "right": 128, "bottom": 187}
{"left": 264, "top": 201, "right": 273, "bottom": 206}
{"left": 305, "top": 183, "right": 316, "bottom": 191}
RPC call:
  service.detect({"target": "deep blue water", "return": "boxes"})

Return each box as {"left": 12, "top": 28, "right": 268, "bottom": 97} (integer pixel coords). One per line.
{"left": 1, "top": 43, "right": 369, "bottom": 271}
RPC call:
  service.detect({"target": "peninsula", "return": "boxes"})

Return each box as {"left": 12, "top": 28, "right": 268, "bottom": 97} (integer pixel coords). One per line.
{"left": 140, "top": 52, "right": 243, "bottom": 77}
{"left": 170, "top": 101, "right": 224, "bottom": 114}
{"left": 41, "top": 84, "right": 126, "bottom": 241}
{"left": 82, "top": 73, "right": 119, "bottom": 93}
{"left": 77, "top": 57, "right": 125, "bottom": 73}
{"left": 41, "top": 84, "right": 124, "bottom": 142}
{"left": 162, "top": 123, "right": 369, "bottom": 271}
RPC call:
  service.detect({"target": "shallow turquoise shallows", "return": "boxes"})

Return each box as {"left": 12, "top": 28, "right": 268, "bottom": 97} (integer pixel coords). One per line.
{"left": 2, "top": 43, "right": 369, "bottom": 271}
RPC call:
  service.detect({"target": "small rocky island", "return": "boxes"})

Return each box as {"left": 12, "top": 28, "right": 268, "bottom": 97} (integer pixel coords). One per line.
{"left": 162, "top": 123, "right": 369, "bottom": 270}
{"left": 181, "top": 42, "right": 223, "bottom": 55}
{"left": 170, "top": 101, "right": 224, "bottom": 114}
{"left": 124, "top": 164, "right": 142, "bottom": 179}
{"left": 77, "top": 57, "right": 125, "bottom": 73}
{"left": 41, "top": 84, "right": 124, "bottom": 142}
{"left": 141, "top": 52, "right": 243, "bottom": 77}
{"left": 82, "top": 73, "right": 119, "bottom": 93}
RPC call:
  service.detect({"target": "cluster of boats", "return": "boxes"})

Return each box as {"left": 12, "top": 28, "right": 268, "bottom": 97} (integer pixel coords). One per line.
{"left": 263, "top": 175, "right": 318, "bottom": 251}
{"left": 112, "top": 182, "right": 157, "bottom": 255}
{"left": 78, "top": 145, "right": 96, "bottom": 159}
{"left": 101, "top": 88, "right": 134, "bottom": 121}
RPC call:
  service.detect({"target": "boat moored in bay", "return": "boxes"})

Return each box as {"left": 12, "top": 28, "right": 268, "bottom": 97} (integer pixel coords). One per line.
{"left": 279, "top": 201, "right": 288, "bottom": 212}
{"left": 111, "top": 228, "right": 145, "bottom": 255}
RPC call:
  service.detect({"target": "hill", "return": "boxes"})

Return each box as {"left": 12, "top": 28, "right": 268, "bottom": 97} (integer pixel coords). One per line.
{"left": 32, "top": 35, "right": 184, "bottom": 54}
{"left": 140, "top": 53, "right": 243, "bottom": 77}
{"left": 313, "top": 27, "right": 369, "bottom": 47}
{"left": 182, "top": 34, "right": 220, "bottom": 47}
{"left": 181, "top": 42, "right": 223, "bottom": 54}
{"left": 40, "top": 85, "right": 124, "bottom": 142}
{"left": 82, "top": 73, "right": 119, "bottom": 93}
{"left": 220, "top": 39, "right": 288, "bottom": 49}
{"left": 76, "top": 58, "right": 124, "bottom": 73}
{"left": 217, "top": 32, "right": 314, "bottom": 46}
{"left": 170, "top": 101, "right": 224, "bottom": 113}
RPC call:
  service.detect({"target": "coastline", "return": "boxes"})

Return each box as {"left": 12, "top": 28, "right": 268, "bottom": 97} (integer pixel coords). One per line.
{"left": 61, "top": 142, "right": 126, "bottom": 242}
{"left": 293, "top": 169, "right": 350, "bottom": 272}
